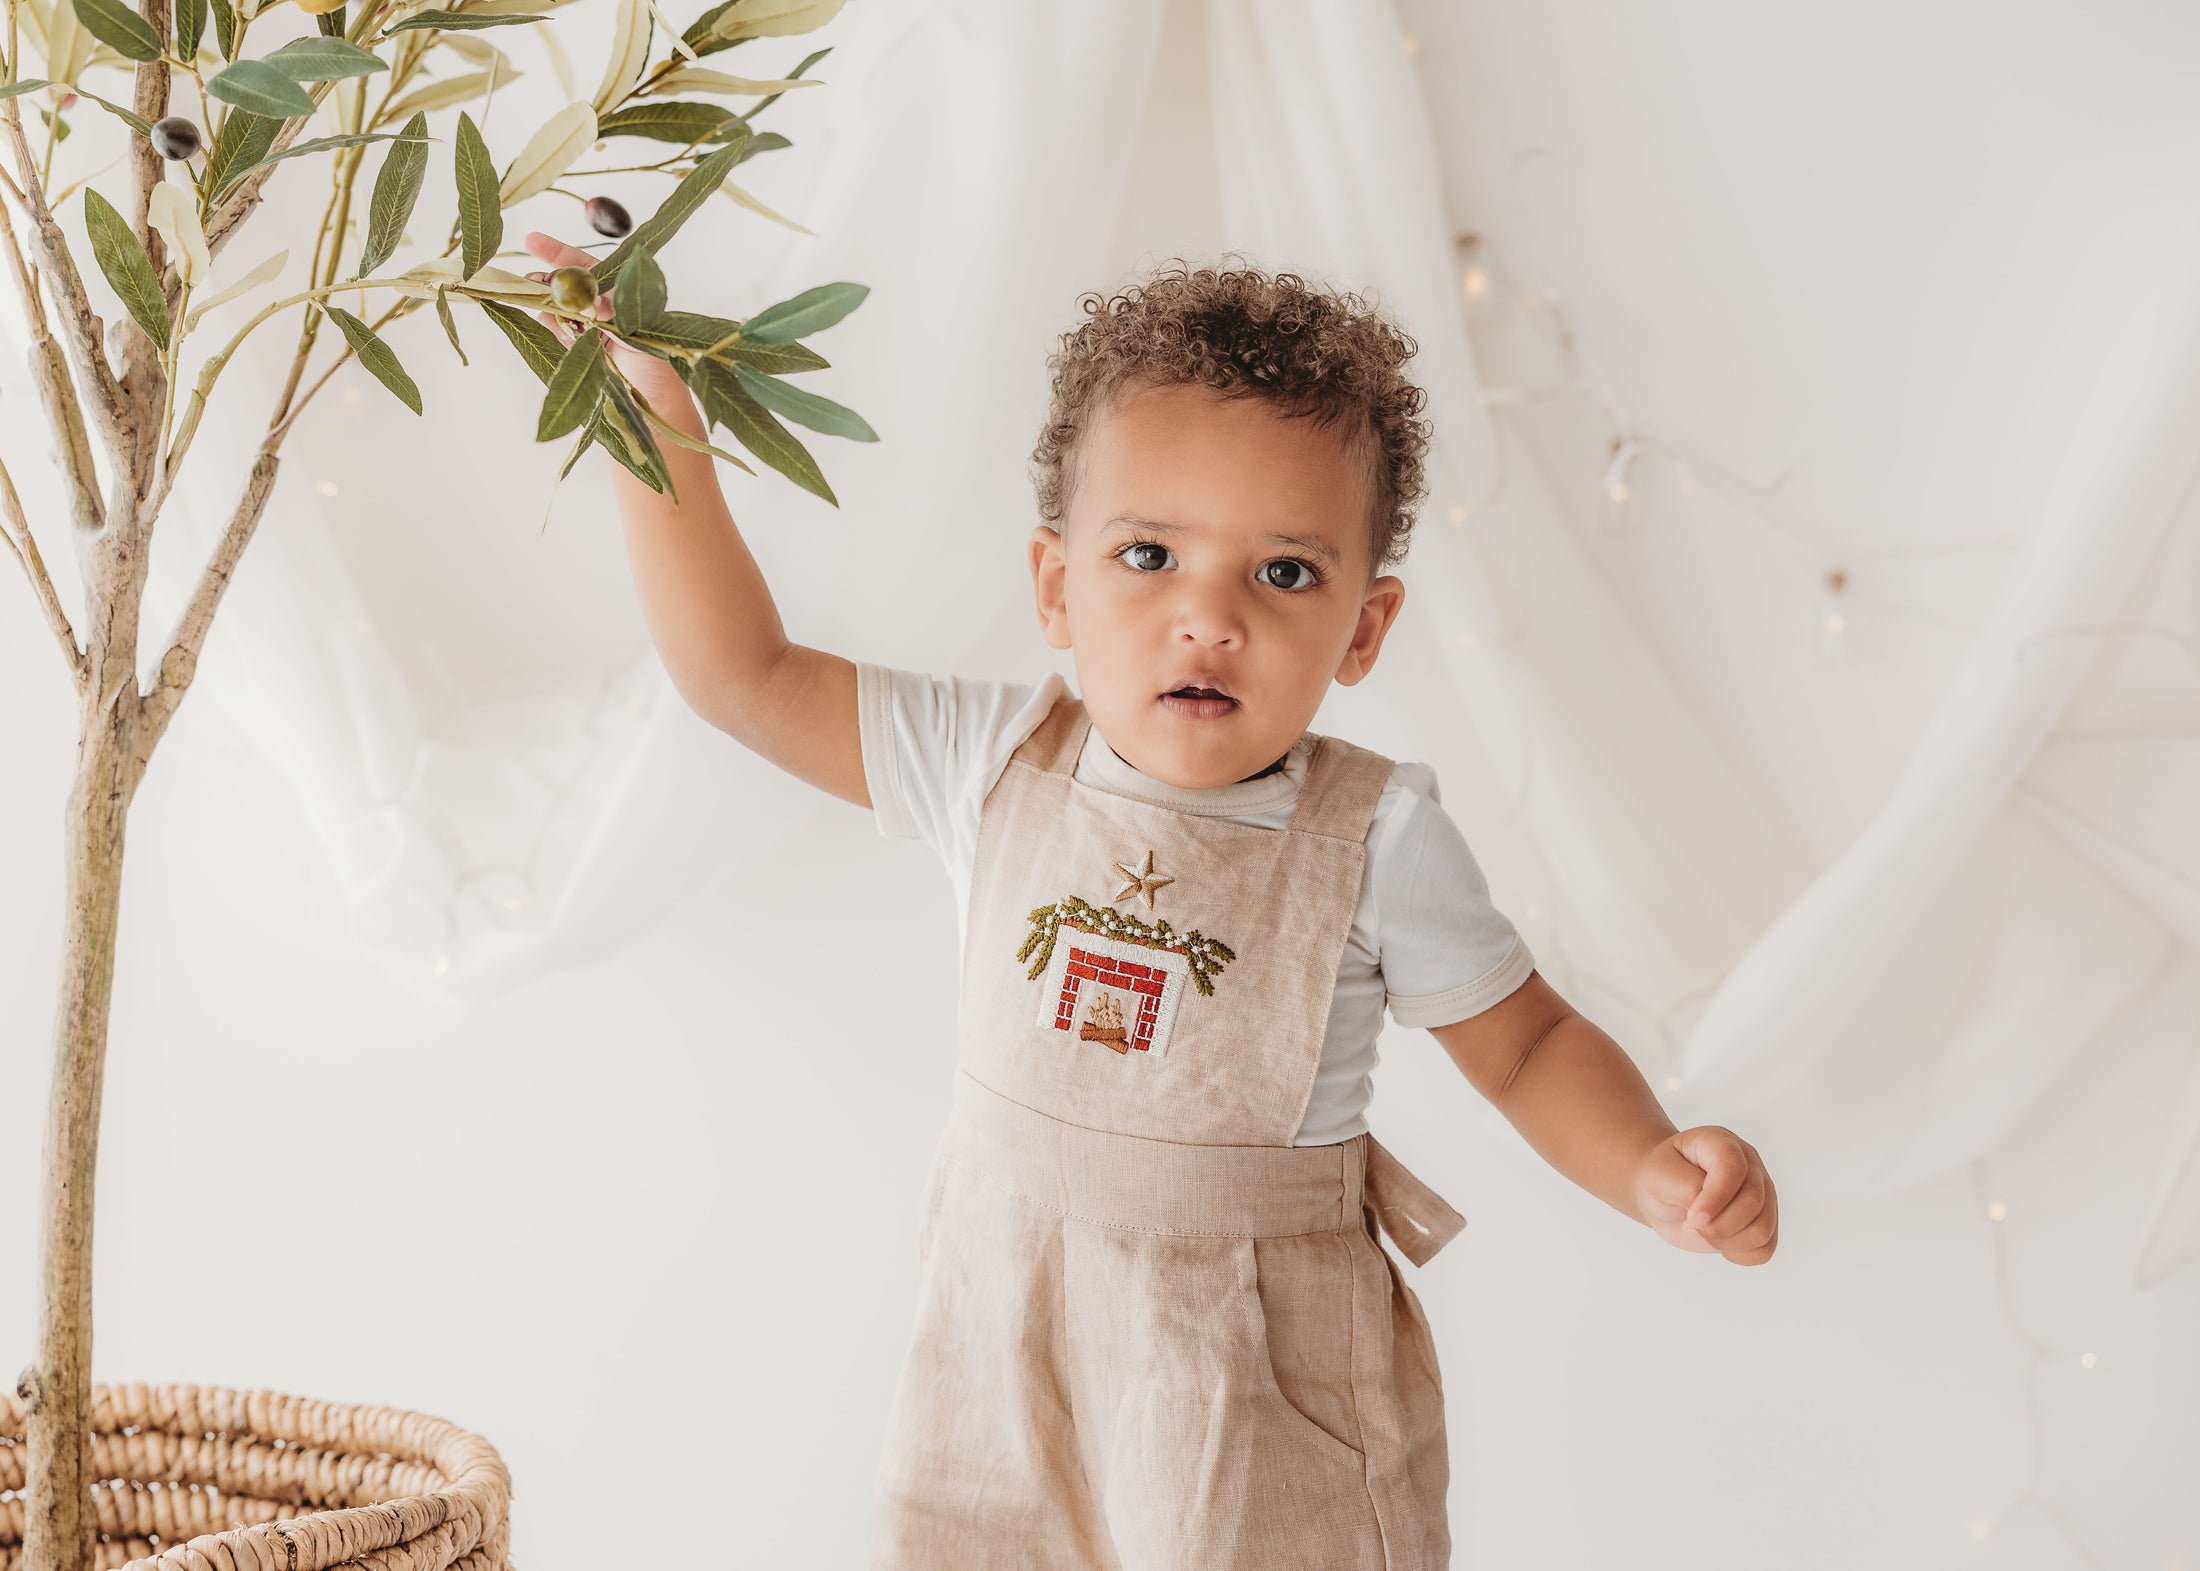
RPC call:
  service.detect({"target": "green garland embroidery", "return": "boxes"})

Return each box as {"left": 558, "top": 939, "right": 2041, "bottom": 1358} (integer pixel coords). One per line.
{"left": 1016, "top": 894, "right": 1237, "bottom": 996}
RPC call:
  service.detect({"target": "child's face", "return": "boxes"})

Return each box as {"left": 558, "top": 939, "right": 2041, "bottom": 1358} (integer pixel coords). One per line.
{"left": 1028, "top": 383, "right": 1406, "bottom": 790}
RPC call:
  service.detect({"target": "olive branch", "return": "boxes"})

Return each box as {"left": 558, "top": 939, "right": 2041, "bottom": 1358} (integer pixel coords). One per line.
{"left": 0, "top": 0, "right": 869, "bottom": 1566}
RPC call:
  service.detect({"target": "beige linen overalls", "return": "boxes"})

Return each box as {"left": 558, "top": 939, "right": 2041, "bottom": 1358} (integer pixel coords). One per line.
{"left": 873, "top": 697, "right": 1467, "bottom": 1571}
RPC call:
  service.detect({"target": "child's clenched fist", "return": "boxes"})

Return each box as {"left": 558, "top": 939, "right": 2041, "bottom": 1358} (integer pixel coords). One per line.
{"left": 1634, "top": 1126, "right": 1780, "bottom": 1265}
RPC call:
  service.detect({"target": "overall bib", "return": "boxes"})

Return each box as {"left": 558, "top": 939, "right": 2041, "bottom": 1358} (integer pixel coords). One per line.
{"left": 873, "top": 697, "right": 1466, "bottom": 1571}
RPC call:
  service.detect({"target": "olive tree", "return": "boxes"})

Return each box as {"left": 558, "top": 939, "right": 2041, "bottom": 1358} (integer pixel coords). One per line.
{"left": 0, "top": 0, "right": 869, "bottom": 1562}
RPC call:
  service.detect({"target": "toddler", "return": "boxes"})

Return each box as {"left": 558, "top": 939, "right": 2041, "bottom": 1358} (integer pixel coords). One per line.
{"left": 523, "top": 235, "right": 1780, "bottom": 1570}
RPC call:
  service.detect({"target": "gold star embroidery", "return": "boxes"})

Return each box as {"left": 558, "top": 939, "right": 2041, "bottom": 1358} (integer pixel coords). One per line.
{"left": 1111, "top": 850, "right": 1175, "bottom": 910}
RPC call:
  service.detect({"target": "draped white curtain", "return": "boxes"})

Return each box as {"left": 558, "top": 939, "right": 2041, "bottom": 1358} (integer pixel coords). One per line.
{"left": 86, "top": 0, "right": 2198, "bottom": 1318}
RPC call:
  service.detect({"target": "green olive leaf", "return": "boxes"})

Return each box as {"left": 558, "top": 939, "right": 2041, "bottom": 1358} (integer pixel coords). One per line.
{"left": 82, "top": 187, "right": 169, "bottom": 351}
{"left": 323, "top": 305, "right": 422, "bottom": 413}
{"left": 356, "top": 111, "right": 429, "bottom": 274}
{"left": 477, "top": 297, "right": 564, "bottom": 380}
{"left": 611, "top": 246, "right": 665, "bottom": 334}
{"left": 206, "top": 60, "right": 318, "bottom": 118}
{"left": 686, "top": 357, "right": 832, "bottom": 503}
{"left": 593, "top": 99, "right": 746, "bottom": 145}
{"left": 732, "top": 362, "right": 873, "bottom": 441}
{"left": 434, "top": 287, "right": 468, "bottom": 365}
{"left": 70, "top": 0, "right": 161, "bottom": 63}
{"left": 537, "top": 324, "right": 608, "bottom": 440}
{"left": 175, "top": 0, "right": 208, "bottom": 58}
{"left": 75, "top": 90, "right": 153, "bottom": 136}
{"left": 739, "top": 279, "right": 865, "bottom": 345}
{"left": 214, "top": 128, "right": 428, "bottom": 203}
{"left": 201, "top": 109, "right": 278, "bottom": 211}
{"left": 452, "top": 109, "right": 502, "bottom": 280}
{"left": 263, "top": 35, "right": 387, "bottom": 81}
{"left": 384, "top": 8, "right": 544, "bottom": 30}
{"left": 722, "top": 337, "right": 826, "bottom": 373}
{"left": 602, "top": 382, "right": 674, "bottom": 494}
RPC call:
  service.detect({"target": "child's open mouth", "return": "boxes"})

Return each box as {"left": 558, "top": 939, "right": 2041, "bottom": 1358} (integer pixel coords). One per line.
{"left": 1159, "top": 684, "right": 1240, "bottom": 720}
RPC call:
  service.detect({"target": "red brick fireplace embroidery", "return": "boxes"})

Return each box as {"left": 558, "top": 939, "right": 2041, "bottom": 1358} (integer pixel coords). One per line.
{"left": 1054, "top": 944, "right": 1168, "bottom": 1051}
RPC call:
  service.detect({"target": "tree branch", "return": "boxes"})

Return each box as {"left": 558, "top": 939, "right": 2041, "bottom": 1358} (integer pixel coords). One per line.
{"left": 134, "top": 449, "right": 277, "bottom": 781}
{"left": 0, "top": 451, "right": 89, "bottom": 688}
{"left": 111, "top": 0, "right": 175, "bottom": 501}
{"left": 0, "top": 104, "right": 135, "bottom": 476}
{"left": 0, "top": 173, "right": 104, "bottom": 533}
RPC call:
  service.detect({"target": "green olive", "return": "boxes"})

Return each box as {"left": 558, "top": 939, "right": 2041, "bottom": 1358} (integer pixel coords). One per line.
{"left": 549, "top": 266, "right": 599, "bottom": 315}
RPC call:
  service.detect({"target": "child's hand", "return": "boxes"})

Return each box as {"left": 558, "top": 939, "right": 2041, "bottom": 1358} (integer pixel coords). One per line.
{"left": 1633, "top": 1127, "right": 1779, "bottom": 1265}
{"left": 519, "top": 230, "right": 688, "bottom": 402}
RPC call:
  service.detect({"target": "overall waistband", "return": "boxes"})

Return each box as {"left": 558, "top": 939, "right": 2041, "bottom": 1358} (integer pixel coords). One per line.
{"left": 945, "top": 1072, "right": 1366, "bottom": 1239}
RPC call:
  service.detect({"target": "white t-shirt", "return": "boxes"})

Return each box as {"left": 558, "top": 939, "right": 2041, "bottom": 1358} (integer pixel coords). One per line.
{"left": 856, "top": 664, "right": 1537, "bottom": 1146}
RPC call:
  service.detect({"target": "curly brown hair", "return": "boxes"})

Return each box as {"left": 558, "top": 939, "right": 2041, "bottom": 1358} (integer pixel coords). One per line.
{"left": 1031, "top": 260, "right": 1431, "bottom": 570}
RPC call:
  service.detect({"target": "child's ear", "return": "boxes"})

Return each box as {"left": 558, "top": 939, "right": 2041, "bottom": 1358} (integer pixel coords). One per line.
{"left": 1334, "top": 573, "right": 1406, "bottom": 686}
{"left": 1029, "top": 524, "right": 1072, "bottom": 651}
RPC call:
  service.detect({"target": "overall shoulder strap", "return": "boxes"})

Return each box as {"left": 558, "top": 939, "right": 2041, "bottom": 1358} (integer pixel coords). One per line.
{"left": 1290, "top": 734, "right": 1395, "bottom": 844}
{"left": 1009, "top": 693, "right": 1091, "bottom": 776}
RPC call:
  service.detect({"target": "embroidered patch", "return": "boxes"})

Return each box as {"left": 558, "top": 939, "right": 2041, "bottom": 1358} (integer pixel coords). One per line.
{"left": 1016, "top": 895, "right": 1237, "bottom": 1059}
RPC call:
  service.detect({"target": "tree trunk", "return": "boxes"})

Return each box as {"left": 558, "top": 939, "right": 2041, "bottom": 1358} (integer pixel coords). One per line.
{"left": 21, "top": 519, "right": 146, "bottom": 1571}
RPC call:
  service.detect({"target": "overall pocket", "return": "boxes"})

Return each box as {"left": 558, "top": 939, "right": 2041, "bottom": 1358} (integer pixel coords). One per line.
{"left": 1242, "top": 1230, "right": 1369, "bottom": 1463}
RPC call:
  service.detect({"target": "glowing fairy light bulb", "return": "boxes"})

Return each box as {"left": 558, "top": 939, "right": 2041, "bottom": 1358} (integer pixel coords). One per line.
{"left": 1601, "top": 440, "right": 1639, "bottom": 517}
{"left": 1815, "top": 566, "right": 1856, "bottom": 661}
{"left": 1987, "top": 1200, "right": 2008, "bottom": 1222}
{"left": 1453, "top": 232, "right": 1494, "bottom": 316}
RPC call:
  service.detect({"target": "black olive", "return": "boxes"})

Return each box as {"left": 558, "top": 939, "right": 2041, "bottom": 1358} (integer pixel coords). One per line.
{"left": 584, "top": 196, "right": 633, "bottom": 240}
{"left": 150, "top": 115, "right": 201, "bottom": 161}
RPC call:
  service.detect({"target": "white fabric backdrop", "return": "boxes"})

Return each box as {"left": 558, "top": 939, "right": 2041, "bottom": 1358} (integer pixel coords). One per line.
{"left": 4, "top": 0, "right": 2197, "bottom": 1564}
{"left": 129, "top": 0, "right": 2200, "bottom": 1271}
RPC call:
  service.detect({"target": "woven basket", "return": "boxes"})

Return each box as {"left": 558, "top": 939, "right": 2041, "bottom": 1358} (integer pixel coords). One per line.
{"left": 0, "top": 1385, "right": 513, "bottom": 1571}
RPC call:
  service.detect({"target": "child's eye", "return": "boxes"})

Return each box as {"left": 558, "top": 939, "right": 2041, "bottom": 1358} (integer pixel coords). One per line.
{"left": 1259, "top": 558, "right": 1321, "bottom": 591}
{"left": 1119, "top": 541, "right": 1176, "bottom": 573}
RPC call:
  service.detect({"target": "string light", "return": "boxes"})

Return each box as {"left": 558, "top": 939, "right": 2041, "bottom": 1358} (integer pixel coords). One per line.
{"left": 1601, "top": 438, "right": 1637, "bottom": 505}
{"left": 1815, "top": 566, "right": 1854, "bottom": 661}
{"left": 316, "top": 479, "right": 339, "bottom": 497}
{"left": 1967, "top": 1158, "right": 2107, "bottom": 1565}
{"left": 1451, "top": 227, "right": 2018, "bottom": 659}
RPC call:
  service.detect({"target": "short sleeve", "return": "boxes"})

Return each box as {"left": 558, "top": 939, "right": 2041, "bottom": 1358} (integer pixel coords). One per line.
{"left": 856, "top": 663, "right": 1066, "bottom": 880}
{"left": 1370, "top": 762, "right": 1536, "bottom": 1029}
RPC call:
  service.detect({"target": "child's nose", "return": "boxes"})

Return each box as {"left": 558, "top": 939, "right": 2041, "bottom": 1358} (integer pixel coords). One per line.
{"left": 1171, "top": 581, "right": 1249, "bottom": 648}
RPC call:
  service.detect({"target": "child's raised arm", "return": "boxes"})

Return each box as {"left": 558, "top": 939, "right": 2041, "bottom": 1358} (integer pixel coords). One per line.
{"left": 523, "top": 231, "right": 867, "bottom": 809}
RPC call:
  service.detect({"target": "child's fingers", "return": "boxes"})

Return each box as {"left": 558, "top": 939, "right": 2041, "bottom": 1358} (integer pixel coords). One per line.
{"left": 1715, "top": 1189, "right": 1779, "bottom": 1265}
{"left": 522, "top": 229, "right": 594, "bottom": 271}
{"left": 1672, "top": 1126, "right": 1751, "bottom": 1229}
{"left": 1635, "top": 1141, "right": 1710, "bottom": 1219}
{"left": 1695, "top": 1174, "right": 1767, "bottom": 1244}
